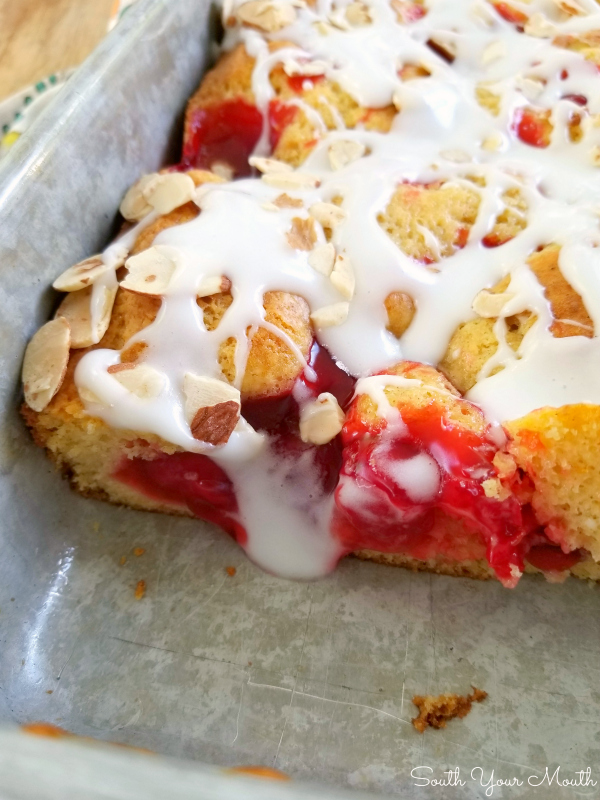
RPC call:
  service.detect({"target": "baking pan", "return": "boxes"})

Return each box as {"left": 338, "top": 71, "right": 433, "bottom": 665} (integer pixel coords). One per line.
{"left": 0, "top": 0, "right": 599, "bottom": 797}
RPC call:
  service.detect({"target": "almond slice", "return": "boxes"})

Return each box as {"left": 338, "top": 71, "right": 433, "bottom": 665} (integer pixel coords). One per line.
{"left": 56, "top": 284, "right": 117, "bottom": 348}
{"left": 309, "top": 202, "right": 347, "bottom": 230}
{"left": 308, "top": 243, "right": 336, "bottom": 276}
{"left": 472, "top": 289, "right": 514, "bottom": 318}
{"left": 121, "top": 247, "right": 177, "bottom": 296}
{"left": 274, "top": 193, "right": 303, "bottom": 208}
{"left": 22, "top": 317, "right": 71, "bottom": 412}
{"left": 183, "top": 373, "right": 241, "bottom": 446}
{"left": 108, "top": 363, "right": 166, "bottom": 399}
{"left": 197, "top": 275, "right": 228, "bottom": 297}
{"left": 330, "top": 253, "right": 355, "bottom": 300}
{"left": 143, "top": 172, "right": 196, "bottom": 215}
{"left": 299, "top": 392, "right": 345, "bottom": 444}
{"left": 249, "top": 156, "right": 294, "bottom": 174}
{"left": 310, "top": 302, "right": 349, "bottom": 328}
{"left": 481, "top": 40, "right": 506, "bottom": 65}
{"left": 262, "top": 172, "right": 320, "bottom": 190}
{"left": 345, "top": 1, "right": 372, "bottom": 26}
{"left": 524, "top": 12, "right": 556, "bottom": 37}
{"left": 238, "top": 0, "right": 296, "bottom": 31}
{"left": 283, "top": 58, "right": 328, "bottom": 77}
{"left": 119, "top": 174, "right": 158, "bottom": 222}
{"left": 287, "top": 217, "right": 316, "bottom": 250}
{"left": 53, "top": 255, "right": 112, "bottom": 292}
{"left": 328, "top": 139, "right": 366, "bottom": 171}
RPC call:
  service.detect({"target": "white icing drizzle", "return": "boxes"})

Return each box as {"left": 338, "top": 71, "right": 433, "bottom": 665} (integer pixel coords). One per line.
{"left": 72, "top": 0, "right": 600, "bottom": 576}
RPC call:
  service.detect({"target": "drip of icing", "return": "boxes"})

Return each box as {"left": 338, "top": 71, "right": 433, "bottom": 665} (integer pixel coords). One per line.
{"left": 73, "top": 0, "right": 600, "bottom": 578}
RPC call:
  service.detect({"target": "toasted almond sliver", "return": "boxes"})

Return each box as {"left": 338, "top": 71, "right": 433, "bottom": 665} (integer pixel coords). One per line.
{"left": 56, "top": 284, "right": 117, "bottom": 348}
{"left": 262, "top": 172, "right": 320, "bottom": 190}
{"left": 110, "top": 364, "right": 166, "bottom": 400}
{"left": 345, "top": 1, "right": 372, "bottom": 26}
{"left": 143, "top": 172, "right": 195, "bottom": 215}
{"left": 309, "top": 202, "right": 347, "bottom": 229}
{"left": 53, "top": 256, "right": 112, "bottom": 292}
{"left": 299, "top": 392, "right": 345, "bottom": 445}
{"left": 472, "top": 289, "right": 515, "bottom": 318}
{"left": 481, "top": 133, "right": 503, "bottom": 152}
{"left": 119, "top": 174, "right": 158, "bottom": 222}
{"left": 310, "top": 302, "right": 350, "bottom": 328}
{"left": 197, "top": 275, "right": 227, "bottom": 297}
{"left": 249, "top": 156, "right": 293, "bottom": 174}
{"left": 328, "top": 139, "right": 366, "bottom": 171}
{"left": 330, "top": 253, "right": 355, "bottom": 300}
{"left": 283, "top": 58, "right": 328, "bottom": 77}
{"left": 524, "top": 12, "right": 556, "bottom": 37}
{"left": 22, "top": 317, "right": 71, "bottom": 412}
{"left": 121, "top": 246, "right": 177, "bottom": 296}
{"left": 481, "top": 40, "right": 506, "bottom": 65}
{"left": 287, "top": 217, "right": 317, "bottom": 251}
{"left": 183, "top": 373, "right": 241, "bottom": 446}
{"left": 274, "top": 193, "right": 303, "bottom": 209}
{"left": 308, "top": 243, "right": 336, "bottom": 276}
{"left": 238, "top": 0, "right": 296, "bottom": 31}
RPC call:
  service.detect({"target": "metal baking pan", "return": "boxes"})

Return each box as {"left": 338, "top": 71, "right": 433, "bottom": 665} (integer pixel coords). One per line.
{"left": 0, "top": 0, "right": 599, "bottom": 797}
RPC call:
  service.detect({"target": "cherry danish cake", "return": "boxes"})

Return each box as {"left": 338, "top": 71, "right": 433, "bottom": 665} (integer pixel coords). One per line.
{"left": 21, "top": 0, "right": 600, "bottom": 585}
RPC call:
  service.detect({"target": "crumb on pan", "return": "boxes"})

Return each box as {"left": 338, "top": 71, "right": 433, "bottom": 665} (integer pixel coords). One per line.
{"left": 411, "top": 686, "right": 488, "bottom": 733}
{"left": 134, "top": 579, "right": 146, "bottom": 600}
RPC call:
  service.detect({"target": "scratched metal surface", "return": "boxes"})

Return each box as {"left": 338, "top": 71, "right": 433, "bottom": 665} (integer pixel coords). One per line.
{"left": 0, "top": 0, "right": 600, "bottom": 797}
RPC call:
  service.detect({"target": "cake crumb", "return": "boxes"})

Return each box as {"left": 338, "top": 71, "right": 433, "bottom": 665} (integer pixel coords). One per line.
{"left": 119, "top": 556, "right": 127, "bottom": 566}
{"left": 226, "top": 566, "right": 237, "bottom": 577}
{"left": 135, "top": 580, "right": 146, "bottom": 600}
{"left": 411, "top": 687, "right": 487, "bottom": 733}
{"left": 133, "top": 547, "right": 146, "bottom": 557}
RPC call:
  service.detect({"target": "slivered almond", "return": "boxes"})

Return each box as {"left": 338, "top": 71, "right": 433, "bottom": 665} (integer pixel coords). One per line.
{"left": 274, "top": 193, "right": 303, "bottom": 208}
{"left": 345, "top": 1, "right": 372, "bottom": 26}
{"left": 183, "top": 373, "right": 241, "bottom": 446}
{"left": 472, "top": 289, "right": 514, "bottom": 318}
{"left": 109, "top": 363, "right": 165, "bottom": 399}
{"left": 22, "top": 317, "right": 71, "bottom": 412}
{"left": 313, "top": 19, "right": 332, "bottom": 34}
{"left": 197, "top": 275, "right": 227, "bottom": 297}
{"left": 53, "top": 255, "right": 112, "bottom": 292}
{"left": 299, "top": 392, "right": 345, "bottom": 445}
{"left": 121, "top": 247, "right": 176, "bottom": 296}
{"left": 249, "top": 156, "right": 293, "bottom": 174}
{"left": 283, "top": 58, "right": 328, "bottom": 77}
{"left": 287, "top": 217, "right": 317, "bottom": 250}
{"left": 481, "top": 40, "right": 506, "bottom": 65}
{"left": 481, "top": 133, "right": 503, "bottom": 151}
{"left": 143, "top": 172, "right": 195, "bottom": 215}
{"left": 211, "top": 162, "right": 235, "bottom": 181}
{"left": 56, "top": 284, "right": 117, "bottom": 348}
{"left": 328, "top": 139, "right": 366, "bottom": 171}
{"left": 119, "top": 174, "right": 157, "bottom": 221}
{"left": 308, "top": 243, "right": 336, "bottom": 276}
{"left": 330, "top": 253, "right": 355, "bottom": 300}
{"left": 237, "top": 0, "right": 296, "bottom": 31}
{"left": 309, "top": 202, "right": 347, "bottom": 229}
{"left": 524, "top": 13, "right": 556, "bottom": 37}
{"left": 262, "top": 172, "right": 320, "bottom": 189}
{"left": 310, "top": 302, "right": 349, "bottom": 328}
